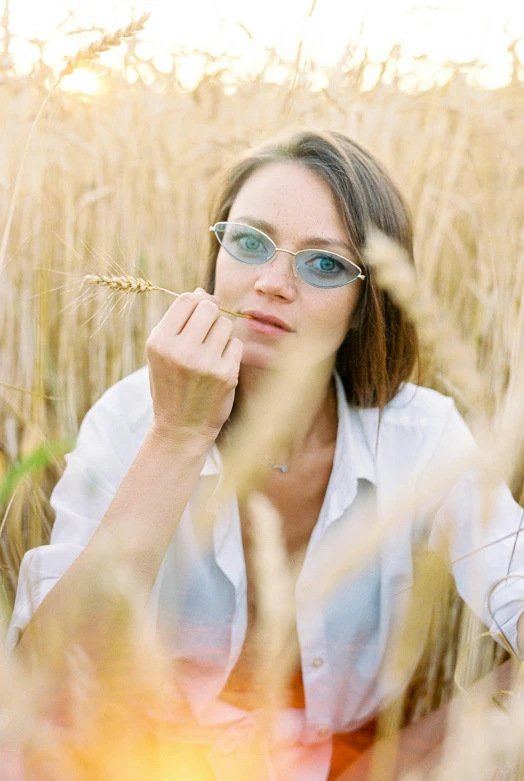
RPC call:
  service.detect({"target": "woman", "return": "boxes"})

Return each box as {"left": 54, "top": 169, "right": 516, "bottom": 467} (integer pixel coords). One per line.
{"left": 7, "top": 129, "right": 524, "bottom": 780}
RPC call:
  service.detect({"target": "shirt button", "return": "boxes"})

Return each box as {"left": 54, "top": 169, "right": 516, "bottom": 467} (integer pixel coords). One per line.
{"left": 312, "top": 657, "right": 324, "bottom": 668}
{"left": 218, "top": 737, "right": 236, "bottom": 754}
{"left": 317, "top": 727, "right": 331, "bottom": 738}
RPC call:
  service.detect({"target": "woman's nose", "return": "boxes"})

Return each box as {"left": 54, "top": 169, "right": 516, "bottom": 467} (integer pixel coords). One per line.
{"left": 253, "top": 250, "right": 298, "bottom": 297}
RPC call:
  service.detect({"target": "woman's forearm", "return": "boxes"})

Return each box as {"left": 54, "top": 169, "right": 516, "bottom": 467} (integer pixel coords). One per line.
{"left": 14, "top": 425, "right": 212, "bottom": 668}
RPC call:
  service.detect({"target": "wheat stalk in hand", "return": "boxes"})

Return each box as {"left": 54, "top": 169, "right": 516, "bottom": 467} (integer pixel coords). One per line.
{"left": 82, "top": 274, "right": 253, "bottom": 319}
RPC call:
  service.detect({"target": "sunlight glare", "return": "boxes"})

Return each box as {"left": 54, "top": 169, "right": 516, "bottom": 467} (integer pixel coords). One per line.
{"left": 7, "top": 0, "right": 524, "bottom": 90}
{"left": 61, "top": 68, "right": 100, "bottom": 95}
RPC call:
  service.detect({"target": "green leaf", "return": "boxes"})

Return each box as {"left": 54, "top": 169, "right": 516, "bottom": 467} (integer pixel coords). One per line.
{"left": 0, "top": 439, "right": 74, "bottom": 507}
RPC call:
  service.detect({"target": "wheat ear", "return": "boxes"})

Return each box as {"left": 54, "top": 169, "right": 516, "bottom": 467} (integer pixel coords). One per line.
{"left": 59, "top": 13, "right": 150, "bottom": 78}
{"left": 363, "top": 229, "right": 485, "bottom": 410}
{"left": 81, "top": 274, "right": 253, "bottom": 319}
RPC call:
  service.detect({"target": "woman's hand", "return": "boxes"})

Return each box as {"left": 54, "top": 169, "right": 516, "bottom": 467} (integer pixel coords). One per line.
{"left": 146, "top": 287, "right": 243, "bottom": 447}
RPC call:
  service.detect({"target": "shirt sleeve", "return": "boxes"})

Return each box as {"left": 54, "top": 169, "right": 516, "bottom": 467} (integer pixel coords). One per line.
{"left": 5, "top": 384, "right": 144, "bottom": 653}
{"left": 424, "top": 401, "right": 524, "bottom": 658}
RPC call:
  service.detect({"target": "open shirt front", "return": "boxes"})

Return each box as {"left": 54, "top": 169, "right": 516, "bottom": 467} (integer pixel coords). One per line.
{"left": 7, "top": 367, "right": 524, "bottom": 780}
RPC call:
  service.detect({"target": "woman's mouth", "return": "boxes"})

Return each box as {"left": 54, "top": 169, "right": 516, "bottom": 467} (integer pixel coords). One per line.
{"left": 244, "top": 319, "right": 289, "bottom": 336}
{"left": 241, "top": 310, "right": 293, "bottom": 337}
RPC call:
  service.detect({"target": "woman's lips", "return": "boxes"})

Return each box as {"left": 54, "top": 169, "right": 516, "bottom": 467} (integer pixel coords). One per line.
{"left": 243, "top": 318, "right": 291, "bottom": 337}
{"left": 241, "top": 310, "right": 293, "bottom": 333}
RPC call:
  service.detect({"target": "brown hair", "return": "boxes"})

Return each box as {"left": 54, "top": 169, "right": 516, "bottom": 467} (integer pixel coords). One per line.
{"left": 204, "top": 128, "right": 419, "bottom": 410}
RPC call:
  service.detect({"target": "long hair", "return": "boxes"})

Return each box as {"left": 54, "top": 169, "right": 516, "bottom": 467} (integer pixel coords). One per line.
{"left": 204, "top": 128, "right": 419, "bottom": 410}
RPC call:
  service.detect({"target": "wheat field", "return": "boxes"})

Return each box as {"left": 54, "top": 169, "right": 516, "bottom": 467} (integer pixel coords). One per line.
{"left": 1, "top": 13, "right": 524, "bottom": 780}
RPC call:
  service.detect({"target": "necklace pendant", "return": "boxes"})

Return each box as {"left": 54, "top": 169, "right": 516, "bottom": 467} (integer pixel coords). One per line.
{"left": 264, "top": 456, "right": 289, "bottom": 473}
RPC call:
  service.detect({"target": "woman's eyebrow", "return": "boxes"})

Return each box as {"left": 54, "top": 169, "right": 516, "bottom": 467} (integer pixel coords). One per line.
{"left": 232, "top": 215, "right": 354, "bottom": 255}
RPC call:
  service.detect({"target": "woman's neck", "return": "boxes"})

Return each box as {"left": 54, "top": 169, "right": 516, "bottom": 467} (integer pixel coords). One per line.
{"left": 234, "top": 362, "right": 338, "bottom": 463}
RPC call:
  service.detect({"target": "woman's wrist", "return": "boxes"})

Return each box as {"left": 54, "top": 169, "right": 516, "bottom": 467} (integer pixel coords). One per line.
{"left": 147, "top": 418, "right": 217, "bottom": 456}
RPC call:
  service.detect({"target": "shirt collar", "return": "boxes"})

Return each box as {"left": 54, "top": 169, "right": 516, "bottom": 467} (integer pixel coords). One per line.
{"left": 320, "top": 371, "right": 376, "bottom": 526}
{"left": 333, "top": 371, "right": 376, "bottom": 486}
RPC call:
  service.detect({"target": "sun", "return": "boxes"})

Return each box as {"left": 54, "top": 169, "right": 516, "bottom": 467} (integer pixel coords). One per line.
{"left": 61, "top": 68, "right": 100, "bottom": 95}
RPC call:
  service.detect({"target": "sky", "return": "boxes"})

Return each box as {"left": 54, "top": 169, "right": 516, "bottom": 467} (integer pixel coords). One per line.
{"left": 4, "top": 0, "right": 524, "bottom": 90}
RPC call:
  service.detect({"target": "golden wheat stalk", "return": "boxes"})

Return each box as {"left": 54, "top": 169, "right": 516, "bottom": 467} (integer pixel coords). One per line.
{"left": 247, "top": 492, "right": 299, "bottom": 714}
{"left": 59, "top": 13, "right": 151, "bottom": 78}
{"left": 81, "top": 274, "right": 253, "bottom": 319}
{"left": 0, "top": 14, "right": 151, "bottom": 274}
{"left": 363, "top": 229, "right": 486, "bottom": 412}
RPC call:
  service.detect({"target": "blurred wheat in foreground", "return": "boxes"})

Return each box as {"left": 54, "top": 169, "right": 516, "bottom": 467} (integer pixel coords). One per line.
{"left": 1, "top": 9, "right": 524, "bottom": 781}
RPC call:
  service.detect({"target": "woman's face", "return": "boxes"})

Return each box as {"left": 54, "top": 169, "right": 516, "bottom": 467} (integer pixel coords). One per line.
{"left": 213, "top": 162, "right": 364, "bottom": 371}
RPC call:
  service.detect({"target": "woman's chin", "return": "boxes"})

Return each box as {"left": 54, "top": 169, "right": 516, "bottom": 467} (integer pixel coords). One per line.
{"left": 239, "top": 344, "right": 283, "bottom": 371}
{"left": 239, "top": 340, "right": 328, "bottom": 373}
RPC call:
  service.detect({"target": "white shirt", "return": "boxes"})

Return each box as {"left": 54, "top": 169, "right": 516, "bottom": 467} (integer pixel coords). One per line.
{"left": 7, "top": 367, "right": 524, "bottom": 781}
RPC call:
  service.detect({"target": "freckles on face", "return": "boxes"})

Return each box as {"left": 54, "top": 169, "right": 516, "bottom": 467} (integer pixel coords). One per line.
{"left": 212, "top": 162, "right": 363, "bottom": 368}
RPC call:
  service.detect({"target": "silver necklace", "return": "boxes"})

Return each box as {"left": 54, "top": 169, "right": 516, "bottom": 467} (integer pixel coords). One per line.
{"left": 260, "top": 377, "right": 337, "bottom": 477}
{"left": 264, "top": 455, "right": 289, "bottom": 474}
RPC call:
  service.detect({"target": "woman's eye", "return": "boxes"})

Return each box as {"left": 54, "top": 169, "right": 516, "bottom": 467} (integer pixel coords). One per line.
{"left": 310, "top": 255, "right": 342, "bottom": 274}
{"left": 234, "top": 232, "right": 263, "bottom": 252}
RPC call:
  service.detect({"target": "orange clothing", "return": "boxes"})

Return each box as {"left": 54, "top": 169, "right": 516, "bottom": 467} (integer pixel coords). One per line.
{"left": 219, "top": 647, "right": 376, "bottom": 779}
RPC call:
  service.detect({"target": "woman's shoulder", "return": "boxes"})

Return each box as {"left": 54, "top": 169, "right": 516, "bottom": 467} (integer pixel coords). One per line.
{"left": 353, "top": 382, "right": 467, "bottom": 466}
{"left": 350, "top": 383, "right": 475, "bottom": 485}
{"left": 380, "top": 382, "right": 458, "bottom": 429}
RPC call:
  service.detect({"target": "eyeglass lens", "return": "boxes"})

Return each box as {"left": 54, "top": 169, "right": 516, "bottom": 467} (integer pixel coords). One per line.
{"left": 213, "top": 222, "right": 361, "bottom": 289}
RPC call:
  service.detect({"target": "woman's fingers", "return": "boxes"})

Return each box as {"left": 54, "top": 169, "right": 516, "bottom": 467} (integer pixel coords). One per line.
{"left": 145, "top": 285, "right": 242, "bottom": 443}
{"left": 178, "top": 299, "right": 222, "bottom": 344}
{"left": 222, "top": 336, "right": 244, "bottom": 365}
{"left": 153, "top": 288, "right": 220, "bottom": 338}
{"left": 203, "top": 314, "right": 235, "bottom": 354}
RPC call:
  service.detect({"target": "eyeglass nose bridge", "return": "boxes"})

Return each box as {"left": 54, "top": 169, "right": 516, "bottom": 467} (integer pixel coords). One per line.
{"left": 266, "top": 245, "right": 300, "bottom": 278}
